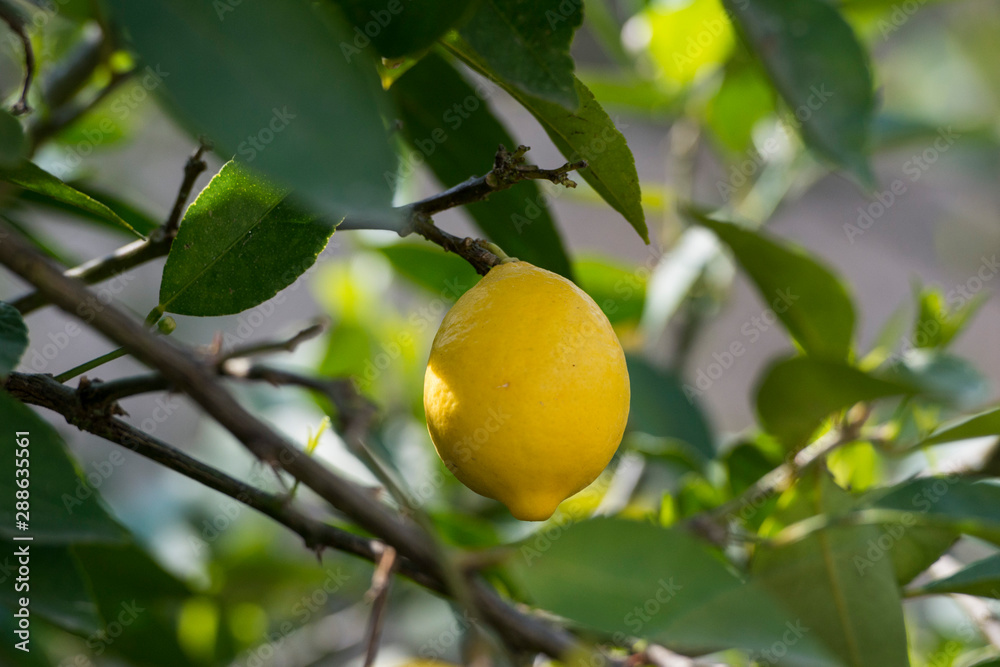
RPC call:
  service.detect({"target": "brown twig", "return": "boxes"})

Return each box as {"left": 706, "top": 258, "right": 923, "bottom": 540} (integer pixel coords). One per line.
{"left": 158, "top": 140, "right": 211, "bottom": 239}
{"left": 362, "top": 546, "right": 398, "bottom": 667}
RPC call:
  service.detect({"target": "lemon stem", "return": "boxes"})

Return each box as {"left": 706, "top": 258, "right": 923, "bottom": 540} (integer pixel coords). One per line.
{"left": 479, "top": 241, "right": 518, "bottom": 264}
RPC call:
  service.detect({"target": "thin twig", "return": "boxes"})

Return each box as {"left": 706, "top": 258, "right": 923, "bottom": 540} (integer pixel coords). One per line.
{"left": 362, "top": 546, "right": 397, "bottom": 667}
{"left": 159, "top": 140, "right": 211, "bottom": 239}
{"left": 215, "top": 318, "right": 328, "bottom": 364}
{"left": 0, "top": 6, "right": 34, "bottom": 115}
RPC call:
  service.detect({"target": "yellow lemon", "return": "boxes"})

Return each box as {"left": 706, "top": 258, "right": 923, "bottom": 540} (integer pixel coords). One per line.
{"left": 423, "top": 260, "right": 630, "bottom": 521}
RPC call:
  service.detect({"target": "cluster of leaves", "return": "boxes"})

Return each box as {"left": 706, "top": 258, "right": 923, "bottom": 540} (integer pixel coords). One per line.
{"left": 0, "top": 0, "right": 998, "bottom": 666}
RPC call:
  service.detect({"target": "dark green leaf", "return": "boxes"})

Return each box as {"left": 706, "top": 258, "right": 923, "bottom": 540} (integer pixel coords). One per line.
{"left": 509, "top": 517, "right": 836, "bottom": 663}
{"left": 919, "top": 407, "right": 1000, "bottom": 447}
{"left": 0, "top": 109, "right": 26, "bottom": 167}
{"left": 447, "top": 40, "right": 648, "bottom": 243}
{"left": 755, "top": 356, "right": 914, "bottom": 450}
{"left": 391, "top": 54, "right": 572, "bottom": 277}
{"left": 887, "top": 527, "right": 958, "bottom": 586}
{"left": 911, "top": 554, "right": 1000, "bottom": 598}
{"left": 864, "top": 478, "right": 1000, "bottom": 546}
{"left": 0, "top": 546, "right": 101, "bottom": 635}
{"left": 459, "top": 0, "right": 583, "bottom": 109}
{"left": 691, "top": 213, "right": 855, "bottom": 359}
{"left": 754, "top": 469, "right": 909, "bottom": 667}
{"left": 723, "top": 0, "right": 875, "bottom": 186}
{"left": 376, "top": 242, "right": 478, "bottom": 300}
{"left": 334, "top": 0, "right": 474, "bottom": 58}
{"left": 574, "top": 255, "right": 646, "bottom": 325}
{"left": 885, "top": 350, "right": 991, "bottom": 411}
{"left": 0, "top": 391, "right": 128, "bottom": 544}
{"left": 72, "top": 543, "right": 194, "bottom": 665}
{"left": 0, "top": 161, "right": 139, "bottom": 236}
{"left": 108, "top": 0, "right": 399, "bottom": 223}
{"left": 625, "top": 355, "right": 714, "bottom": 463}
{"left": 0, "top": 302, "right": 28, "bottom": 377}
{"left": 15, "top": 183, "right": 161, "bottom": 236}
{"left": 159, "top": 162, "right": 335, "bottom": 316}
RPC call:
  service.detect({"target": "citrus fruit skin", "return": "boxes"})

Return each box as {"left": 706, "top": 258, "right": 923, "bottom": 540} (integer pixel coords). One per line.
{"left": 423, "top": 260, "right": 630, "bottom": 521}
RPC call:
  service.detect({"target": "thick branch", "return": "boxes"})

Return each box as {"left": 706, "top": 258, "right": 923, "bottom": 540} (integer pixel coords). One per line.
{"left": 3, "top": 371, "right": 442, "bottom": 593}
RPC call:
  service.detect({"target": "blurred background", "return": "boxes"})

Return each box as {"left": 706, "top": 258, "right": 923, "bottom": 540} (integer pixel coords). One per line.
{"left": 1, "top": 0, "right": 998, "bottom": 665}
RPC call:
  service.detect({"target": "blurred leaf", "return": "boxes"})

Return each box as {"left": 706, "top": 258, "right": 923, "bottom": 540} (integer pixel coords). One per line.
{"left": 0, "top": 109, "right": 26, "bottom": 167}
{"left": 887, "top": 527, "right": 958, "bottom": 586}
{"left": 886, "top": 350, "right": 991, "bottom": 411}
{"left": 754, "top": 469, "right": 909, "bottom": 667}
{"left": 723, "top": 0, "right": 875, "bottom": 186}
{"left": 391, "top": 54, "right": 573, "bottom": 277}
{"left": 376, "top": 242, "right": 478, "bottom": 300}
{"left": 0, "top": 391, "right": 128, "bottom": 544}
{"left": 430, "top": 512, "right": 500, "bottom": 548}
{"left": 724, "top": 441, "right": 781, "bottom": 497}
{"left": 827, "top": 441, "right": 879, "bottom": 491}
{"left": 0, "top": 546, "right": 101, "bottom": 635}
{"left": 0, "top": 614, "right": 52, "bottom": 666}
{"left": 0, "top": 161, "right": 139, "bottom": 236}
{"left": 642, "top": 0, "right": 733, "bottom": 87}
{"left": 691, "top": 213, "right": 855, "bottom": 359}
{"left": 159, "top": 162, "right": 335, "bottom": 316}
{"left": 625, "top": 355, "right": 714, "bottom": 463}
{"left": 508, "top": 517, "right": 837, "bottom": 663}
{"left": 0, "top": 302, "right": 28, "bottom": 377}
{"left": 864, "top": 478, "right": 1000, "bottom": 547}
{"left": 913, "top": 284, "right": 987, "bottom": 350}
{"left": 918, "top": 407, "right": 1000, "bottom": 447}
{"left": 16, "top": 182, "right": 161, "bottom": 236}
{"left": 910, "top": 554, "right": 1000, "bottom": 598}
{"left": 579, "top": 70, "right": 676, "bottom": 117}
{"left": 108, "top": 0, "right": 399, "bottom": 223}
{"left": 755, "top": 356, "right": 914, "bottom": 450}
{"left": 459, "top": 0, "right": 583, "bottom": 109}
{"left": 333, "top": 0, "right": 474, "bottom": 58}
{"left": 73, "top": 543, "right": 196, "bottom": 666}
{"left": 704, "top": 64, "right": 774, "bottom": 154}
{"left": 448, "top": 39, "right": 648, "bottom": 243}
{"left": 574, "top": 254, "right": 646, "bottom": 325}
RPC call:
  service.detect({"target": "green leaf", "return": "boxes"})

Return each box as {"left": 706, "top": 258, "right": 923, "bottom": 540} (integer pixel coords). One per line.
{"left": 887, "top": 526, "right": 958, "bottom": 586}
{"left": 918, "top": 407, "right": 1000, "bottom": 447}
{"left": 885, "top": 350, "right": 991, "bottom": 411}
{"left": 0, "top": 391, "right": 128, "bottom": 544}
{"left": 459, "top": 0, "right": 583, "bottom": 110}
{"left": 334, "top": 0, "right": 475, "bottom": 58}
{"left": 625, "top": 355, "right": 714, "bottom": 463}
{"left": 159, "top": 162, "right": 335, "bottom": 316}
{"left": 0, "top": 302, "right": 28, "bottom": 377}
{"left": 391, "top": 53, "right": 573, "bottom": 277}
{"left": 0, "top": 109, "right": 26, "bottom": 167}
{"left": 754, "top": 469, "right": 909, "bottom": 667}
{"left": 691, "top": 213, "right": 855, "bottom": 359}
{"left": 0, "top": 546, "right": 101, "bottom": 635}
{"left": 508, "top": 517, "right": 836, "bottom": 663}
{"left": 447, "top": 40, "right": 648, "bottom": 243}
{"left": 72, "top": 543, "right": 195, "bottom": 665}
{"left": 574, "top": 254, "right": 646, "bottom": 325}
{"left": 755, "top": 356, "right": 914, "bottom": 450}
{"left": 864, "top": 478, "right": 1000, "bottom": 546}
{"left": 910, "top": 554, "right": 1000, "bottom": 598}
{"left": 0, "top": 161, "right": 139, "bottom": 237}
{"left": 375, "top": 242, "right": 478, "bottom": 300}
{"left": 723, "top": 0, "right": 875, "bottom": 186}
{"left": 15, "top": 183, "right": 161, "bottom": 236}
{"left": 108, "top": 0, "right": 399, "bottom": 223}
{"left": 913, "top": 284, "right": 987, "bottom": 350}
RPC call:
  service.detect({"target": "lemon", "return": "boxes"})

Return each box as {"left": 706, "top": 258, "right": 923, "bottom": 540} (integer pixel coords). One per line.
{"left": 423, "top": 260, "right": 630, "bottom": 521}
